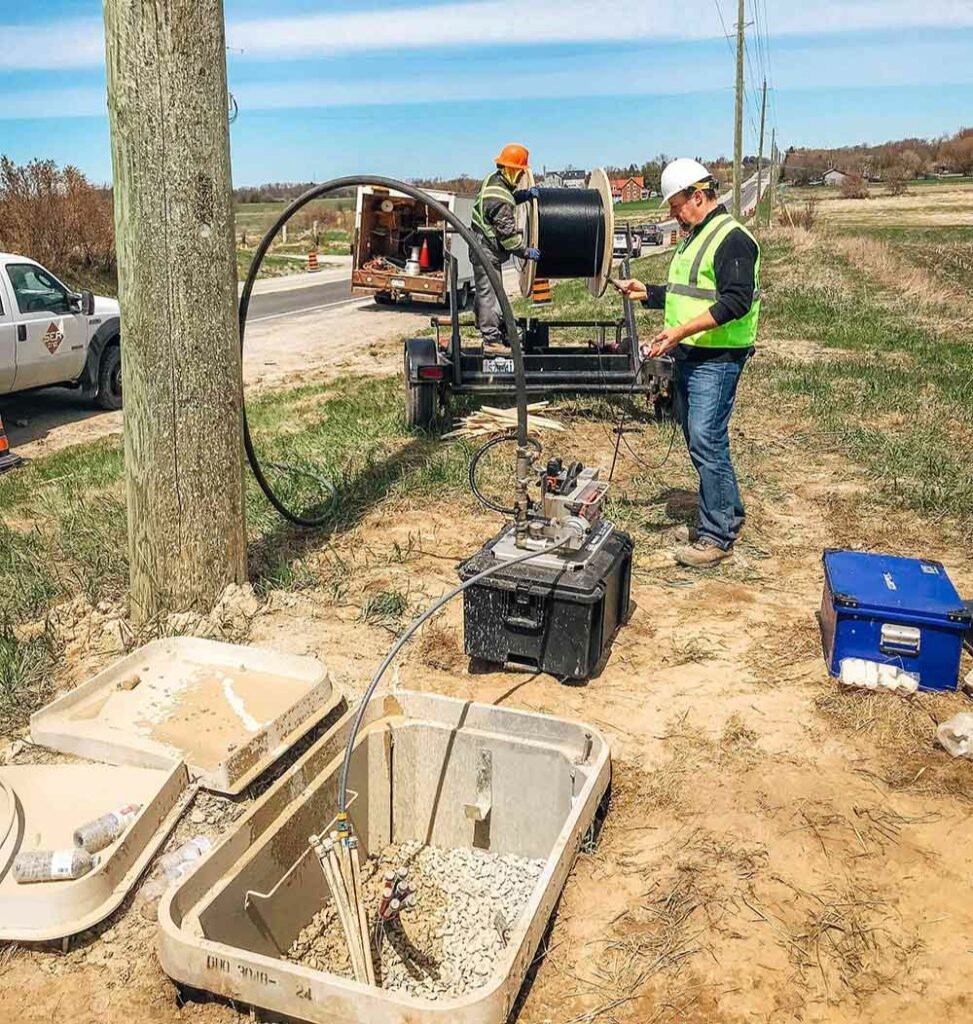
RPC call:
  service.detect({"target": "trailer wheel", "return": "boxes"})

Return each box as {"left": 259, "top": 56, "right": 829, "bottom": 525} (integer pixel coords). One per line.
{"left": 403, "top": 351, "right": 437, "bottom": 429}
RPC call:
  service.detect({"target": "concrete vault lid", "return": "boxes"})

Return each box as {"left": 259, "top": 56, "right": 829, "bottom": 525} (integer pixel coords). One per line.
{"left": 30, "top": 637, "right": 342, "bottom": 796}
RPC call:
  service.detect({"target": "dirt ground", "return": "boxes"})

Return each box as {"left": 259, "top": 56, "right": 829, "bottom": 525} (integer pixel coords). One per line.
{"left": 4, "top": 312, "right": 973, "bottom": 1023}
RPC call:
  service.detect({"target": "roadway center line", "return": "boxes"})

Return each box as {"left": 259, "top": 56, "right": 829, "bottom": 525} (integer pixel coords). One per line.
{"left": 245, "top": 296, "right": 368, "bottom": 324}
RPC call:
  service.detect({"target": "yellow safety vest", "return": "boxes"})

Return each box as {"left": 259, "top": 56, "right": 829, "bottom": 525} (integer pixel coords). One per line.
{"left": 665, "top": 212, "right": 760, "bottom": 348}
{"left": 471, "top": 173, "right": 524, "bottom": 253}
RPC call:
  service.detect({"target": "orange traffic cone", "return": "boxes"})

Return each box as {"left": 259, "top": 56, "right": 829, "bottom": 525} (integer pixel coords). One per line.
{"left": 307, "top": 249, "right": 319, "bottom": 272}
{"left": 0, "top": 411, "right": 23, "bottom": 473}
{"left": 419, "top": 239, "right": 430, "bottom": 270}
{"left": 531, "top": 277, "right": 553, "bottom": 306}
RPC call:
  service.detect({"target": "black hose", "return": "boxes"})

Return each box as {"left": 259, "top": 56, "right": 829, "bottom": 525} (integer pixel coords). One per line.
{"left": 240, "top": 175, "right": 530, "bottom": 525}
{"left": 468, "top": 434, "right": 542, "bottom": 515}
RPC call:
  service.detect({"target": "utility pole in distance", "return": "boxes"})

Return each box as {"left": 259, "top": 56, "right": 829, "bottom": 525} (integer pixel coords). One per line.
{"left": 732, "top": 0, "right": 745, "bottom": 218}
{"left": 756, "top": 78, "right": 767, "bottom": 222}
{"left": 774, "top": 128, "right": 782, "bottom": 226}
{"left": 104, "top": 0, "right": 247, "bottom": 620}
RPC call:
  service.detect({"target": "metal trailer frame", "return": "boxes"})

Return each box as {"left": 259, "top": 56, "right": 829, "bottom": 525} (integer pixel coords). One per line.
{"left": 403, "top": 233, "right": 675, "bottom": 427}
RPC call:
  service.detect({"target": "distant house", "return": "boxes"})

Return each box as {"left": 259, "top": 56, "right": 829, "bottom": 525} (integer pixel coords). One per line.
{"left": 822, "top": 168, "right": 850, "bottom": 186}
{"left": 540, "top": 170, "right": 563, "bottom": 188}
{"left": 610, "top": 176, "right": 645, "bottom": 203}
{"left": 560, "top": 169, "right": 588, "bottom": 189}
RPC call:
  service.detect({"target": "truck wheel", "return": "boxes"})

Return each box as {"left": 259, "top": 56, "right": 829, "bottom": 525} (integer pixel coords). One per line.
{"left": 374, "top": 292, "right": 396, "bottom": 306}
{"left": 96, "top": 344, "right": 123, "bottom": 411}
{"left": 403, "top": 352, "right": 437, "bottom": 429}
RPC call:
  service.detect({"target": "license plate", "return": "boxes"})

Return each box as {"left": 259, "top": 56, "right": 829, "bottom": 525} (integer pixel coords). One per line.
{"left": 483, "top": 357, "right": 514, "bottom": 374}
{"left": 391, "top": 278, "right": 406, "bottom": 288}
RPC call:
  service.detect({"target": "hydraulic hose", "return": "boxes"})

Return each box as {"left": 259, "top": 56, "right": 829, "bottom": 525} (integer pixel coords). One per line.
{"left": 468, "top": 434, "right": 541, "bottom": 515}
{"left": 336, "top": 534, "right": 569, "bottom": 821}
{"left": 240, "top": 175, "right": 530, "bottom": 526}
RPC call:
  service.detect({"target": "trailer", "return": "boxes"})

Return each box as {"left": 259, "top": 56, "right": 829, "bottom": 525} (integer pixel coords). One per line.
{"left": 351, "top": 185, "right": 474, "bottom": 308}
{"left": 402, "top": 245, "right": 675, "bottom": 429}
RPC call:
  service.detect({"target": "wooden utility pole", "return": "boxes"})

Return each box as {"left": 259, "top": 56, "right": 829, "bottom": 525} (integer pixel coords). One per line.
{"left": 774, "top": 128, "right": 782, "bottom": 226}
{"left": 104, "top": 0, "right": 247, "bottom": 620}
{"left": 732, "top": 0, "right": 745, "bottom": 219}
{"left": 756, "top": 78, "right": 767, "bottom": 223}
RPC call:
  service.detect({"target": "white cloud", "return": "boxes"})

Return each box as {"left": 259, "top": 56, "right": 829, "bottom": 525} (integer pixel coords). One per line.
{"left": 0, "top": 18, "right": 105, "bottom": 70}
{"left": 3, "top": 1, "right": 973, "bottom": 71}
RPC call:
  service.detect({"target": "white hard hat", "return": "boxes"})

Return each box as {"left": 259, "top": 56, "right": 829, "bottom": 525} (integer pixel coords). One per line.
{"left": 660, "top": 158, "right": 714, "bottom": 202}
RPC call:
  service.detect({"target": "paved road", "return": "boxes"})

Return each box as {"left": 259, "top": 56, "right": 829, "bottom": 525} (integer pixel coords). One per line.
{"left": 245, "top": 277, "right": 360, "bottom": 324}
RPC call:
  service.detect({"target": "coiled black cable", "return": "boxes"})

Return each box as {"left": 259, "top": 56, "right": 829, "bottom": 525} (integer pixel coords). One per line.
{"left": 535, "top": 188, "right": 606, "bottom": 280}
{"left": 240, "top": 175, "right": 528, "bottom": 526}
{"left": 468, "top": 434, "right": 542, "bottom": 515}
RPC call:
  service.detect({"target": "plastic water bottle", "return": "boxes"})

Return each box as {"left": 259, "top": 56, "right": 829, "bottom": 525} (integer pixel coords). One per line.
{"left": 13, "top": 847, "right": 95, "bottom": 884}
{"left": 140, "top": 835, "right": 213, "bottom": 902}
{"left": 73, "top": 803, "right": 142, "bottom": 853}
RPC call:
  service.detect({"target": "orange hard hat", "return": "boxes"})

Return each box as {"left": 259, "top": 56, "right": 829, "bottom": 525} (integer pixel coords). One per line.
{"left": 494, "top": 143, "right": 530, "bottom": 170}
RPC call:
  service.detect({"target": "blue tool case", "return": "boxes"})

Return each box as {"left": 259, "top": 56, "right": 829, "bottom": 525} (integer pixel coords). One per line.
{"left": 821, "top": 550, "right": 971, "bottom": 692}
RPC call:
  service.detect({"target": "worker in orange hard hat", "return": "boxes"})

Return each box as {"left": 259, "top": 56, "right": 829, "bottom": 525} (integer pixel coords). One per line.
{"left": 470, "top": 143, "right": 541, "bottom": 350}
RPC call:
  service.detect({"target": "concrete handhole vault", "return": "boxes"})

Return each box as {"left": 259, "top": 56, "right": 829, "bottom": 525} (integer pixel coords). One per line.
{"left": 30, "top": 637, "right": 341, "bottom": 796}
{"left": 158, "top": 691, "right": 610, "bottom": 1024}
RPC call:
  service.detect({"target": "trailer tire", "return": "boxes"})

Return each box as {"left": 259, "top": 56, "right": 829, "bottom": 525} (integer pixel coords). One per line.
{"left": 95, "top": 342, "right": 123, "bottom": 411}
{"left": 405, "top": 380, "right": 437, "bottom": 430}
{"left": 404, "top": 350, "right": 437, "bottom": 429}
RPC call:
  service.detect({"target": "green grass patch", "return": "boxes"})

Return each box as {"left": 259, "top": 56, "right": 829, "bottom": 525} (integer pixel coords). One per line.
{"left": 753, "top": 231, "right": 973, "bottom": 528}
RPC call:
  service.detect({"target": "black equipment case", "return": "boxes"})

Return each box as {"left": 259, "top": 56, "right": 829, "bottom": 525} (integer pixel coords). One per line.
{"left": 456, "top": 526, "right": 633, "bottom": 679}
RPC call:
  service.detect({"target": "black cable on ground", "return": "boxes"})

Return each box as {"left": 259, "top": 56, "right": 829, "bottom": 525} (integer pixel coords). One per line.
{"left": 468, "top": 434, "right": 542, "bottom": 515}
{"left": 240, "top": 174, "right": 528, "bottom": 526}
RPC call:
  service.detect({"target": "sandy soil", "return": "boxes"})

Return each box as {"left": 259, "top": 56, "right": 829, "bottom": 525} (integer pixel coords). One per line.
{"left": 3, "top": 360, "right": 973, "bottom": 1024}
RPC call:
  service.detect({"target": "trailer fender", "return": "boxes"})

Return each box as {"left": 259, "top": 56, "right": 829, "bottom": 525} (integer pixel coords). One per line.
{"left": 403, "top": 337, "right": 441, "bottom": 384}
{"left": 79, "top": 317, "right": 121, "bottom": 395}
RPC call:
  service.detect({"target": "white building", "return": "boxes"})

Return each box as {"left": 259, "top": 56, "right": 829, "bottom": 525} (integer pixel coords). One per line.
{"left": 561, "top": 169, "right": 588, "bottom": 189}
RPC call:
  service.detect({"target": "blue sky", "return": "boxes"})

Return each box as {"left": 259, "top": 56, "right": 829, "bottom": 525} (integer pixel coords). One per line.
{"left": 1, "top": 1, "right": 972, "bottom": 185}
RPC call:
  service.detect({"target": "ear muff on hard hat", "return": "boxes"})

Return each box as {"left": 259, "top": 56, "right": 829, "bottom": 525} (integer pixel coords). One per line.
{"left": 495, "top": 143, "right": 530, "bottom": 170}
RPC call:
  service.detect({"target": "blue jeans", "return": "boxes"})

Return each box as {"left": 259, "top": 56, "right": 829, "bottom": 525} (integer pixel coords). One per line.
{"left": 674, "top": 357, "right": 747, "bottom": 550}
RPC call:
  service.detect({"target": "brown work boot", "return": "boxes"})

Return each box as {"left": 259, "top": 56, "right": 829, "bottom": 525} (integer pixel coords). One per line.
{"left": 674, "top": 538, "right": 733, "bottom": 568}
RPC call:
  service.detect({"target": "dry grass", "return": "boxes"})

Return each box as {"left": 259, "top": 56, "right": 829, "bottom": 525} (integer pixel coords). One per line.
{"left": 746, "top": 618, "right": 823, "bottom": 684}
{"left": 785, "top": 880, "right": 923, "bottom": 1002}
{"left": 829, "top": 234, "right": 971, "bottom": 329}
{"left": 416, "top": 619, "right": 464, "bottom": 672}
{"left": 815, "top": 686, "right": 973, "bottom": 799}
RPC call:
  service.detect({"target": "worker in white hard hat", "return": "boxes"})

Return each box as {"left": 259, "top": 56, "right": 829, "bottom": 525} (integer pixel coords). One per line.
{"left": 613, "top": 158, "right": 760, "bottom": 569}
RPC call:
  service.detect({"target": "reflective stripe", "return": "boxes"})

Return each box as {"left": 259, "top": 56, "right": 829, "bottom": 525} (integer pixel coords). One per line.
{"left": 473, "top": 172, "right": 516, "bottom": 243}
{"left": 667, "top": 283, "right": 718, "bottom": 300}
{"left": 688, "top": 214, "right": 734, "bottom": 286}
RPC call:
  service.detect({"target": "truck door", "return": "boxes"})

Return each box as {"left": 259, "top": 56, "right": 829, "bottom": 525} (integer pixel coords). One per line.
{"left": 4, "top": 262, "right": 87, "bottom": 391}
{"left": 0, "top": 274, "right": 15, "bottom": 392}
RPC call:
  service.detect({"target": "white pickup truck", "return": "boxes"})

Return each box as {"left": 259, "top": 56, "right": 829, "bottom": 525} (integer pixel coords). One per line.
{"left": 0, "top": 253, "right": 122, "bottom": 409}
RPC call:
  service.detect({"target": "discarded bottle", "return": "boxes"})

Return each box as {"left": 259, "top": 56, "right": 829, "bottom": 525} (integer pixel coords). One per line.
{"left": 73, "top": 803, "right": 142, "bottom": 854}
{"left": 13, "top": 847, "right": 95, "bottom": 884}
{"left": 140, "top": 835, "right": 213, "bottom": 902}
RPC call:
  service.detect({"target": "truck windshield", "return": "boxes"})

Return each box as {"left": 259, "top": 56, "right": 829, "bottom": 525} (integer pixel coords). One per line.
{"left": 6, "top": 263, "right": 71, "bottom": 316}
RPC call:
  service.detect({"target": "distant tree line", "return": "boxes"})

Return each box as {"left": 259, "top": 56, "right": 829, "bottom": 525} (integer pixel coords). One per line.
{"left": 782, "top": 127, "right": 973, "bottom": 185}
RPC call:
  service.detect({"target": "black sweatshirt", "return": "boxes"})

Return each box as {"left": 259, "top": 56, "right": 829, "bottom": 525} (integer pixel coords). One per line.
{"left": 642, "top": 204, "right": 758, "bottom": 362}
